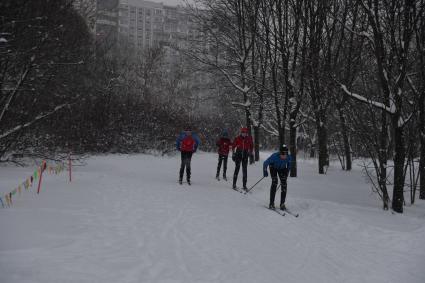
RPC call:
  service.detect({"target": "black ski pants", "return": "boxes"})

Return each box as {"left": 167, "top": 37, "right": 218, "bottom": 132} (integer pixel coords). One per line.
{"left": 270, "top": 167, "right": 288, "bottom": 206}
{"left": 179, "top": 151, "right": 193, "bottom": 181}
{"left": 233, "top": 153, "right": 248, "bottom": 188}
{"left": 216, "top": 154, "right": 228, "bottom": 178}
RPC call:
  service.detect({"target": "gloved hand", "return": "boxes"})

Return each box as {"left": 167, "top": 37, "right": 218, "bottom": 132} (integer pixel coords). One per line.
{"left": 232, "top": 152, "right": 236, "bottom": 162}
{"left": 263, "top": 170, "right": 268, "bottom": 177}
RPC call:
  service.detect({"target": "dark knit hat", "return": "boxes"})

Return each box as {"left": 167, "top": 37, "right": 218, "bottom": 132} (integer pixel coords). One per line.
{"left": 221, "top": 129, "right": 229, "bottom": 137}
{"left": 280, "top": 144, "right": 289, "bottom": 154}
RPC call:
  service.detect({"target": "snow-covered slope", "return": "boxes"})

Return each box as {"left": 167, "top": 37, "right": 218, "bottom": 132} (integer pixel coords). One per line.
{"left": 1, "top": 152, "right": 424, "bottom": 283}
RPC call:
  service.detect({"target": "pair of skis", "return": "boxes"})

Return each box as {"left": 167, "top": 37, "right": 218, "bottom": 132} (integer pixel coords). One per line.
{"left": 229, "top": 179, "right": 299, "bottom": 217}
{"left": 232, "top": 186, "right": 250, "bottom": 194}
{"left": 266, "top": 206, "right": 299, "bottom": 217}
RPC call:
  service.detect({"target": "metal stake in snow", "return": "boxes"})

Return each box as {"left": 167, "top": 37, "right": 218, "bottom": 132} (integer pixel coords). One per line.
{"left": 37, "top": 161, "right": 46, "bottom": 194}
{"left": 244, "top": 177, "right": 265, "bottom": 194}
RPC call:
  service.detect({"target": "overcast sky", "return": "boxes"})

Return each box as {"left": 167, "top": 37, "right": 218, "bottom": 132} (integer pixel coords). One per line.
{"left": 159, "top": 0, "right": 185, "bottom": 6}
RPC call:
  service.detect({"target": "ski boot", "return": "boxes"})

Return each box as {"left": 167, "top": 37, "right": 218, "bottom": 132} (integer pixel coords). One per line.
{"left": 280, "top": 203, "right": 286, "bottom": 211}
{"left": 187, "top": 179, "right": 191, "bottom": 186}
{"left": 216, "top": 174, "right": 220, "bottom": 181}
{"left": 223, "top": 175, "right": 227, "bottom": 181}
{"left": 269, "top": 203, "right": 276, "bottom": 210}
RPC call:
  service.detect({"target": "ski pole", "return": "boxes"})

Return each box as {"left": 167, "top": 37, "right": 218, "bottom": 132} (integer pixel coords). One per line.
{"left": 244, "top": 177, "right": 265, "bottom": 194}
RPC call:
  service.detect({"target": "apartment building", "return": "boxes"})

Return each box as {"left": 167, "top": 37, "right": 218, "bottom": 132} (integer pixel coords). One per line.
{"left": 117, "top": 0, "right": 162, "bottom": 49}
{"left": 95, "top": 0, "right": 120, "bottom": 47}
{"left": 93, "top": 0, "right": 196, "bottom": 52}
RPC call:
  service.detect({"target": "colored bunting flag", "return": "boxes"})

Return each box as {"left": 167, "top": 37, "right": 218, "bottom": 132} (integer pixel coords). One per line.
{"left": 1, "top": 160, "right": 68, "bottom": 209}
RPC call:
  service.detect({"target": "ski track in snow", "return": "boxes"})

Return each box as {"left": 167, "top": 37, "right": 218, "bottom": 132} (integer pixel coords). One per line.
{"left": 1, "top": 152, "right": 425, "bottom": 283}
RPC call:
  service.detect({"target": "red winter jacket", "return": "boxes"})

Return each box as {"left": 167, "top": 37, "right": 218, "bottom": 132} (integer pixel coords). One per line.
{"left": 180, "top": 135, "right": 196, "bottom": 152}
{"left": 216, "top": 137, "right": 232, "bottom": 156}
{"left": 232, "top": 135, "right": 253, "bottom": 153}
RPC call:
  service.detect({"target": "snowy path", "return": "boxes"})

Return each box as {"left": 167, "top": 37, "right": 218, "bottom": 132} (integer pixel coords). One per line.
{"left": 1, "top": 153, "right": 425, "bottom": 283}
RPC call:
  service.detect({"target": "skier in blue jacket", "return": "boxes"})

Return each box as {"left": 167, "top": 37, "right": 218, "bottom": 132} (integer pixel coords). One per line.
{"left": 263, "top": 145, "right": 292, "bottom": 210}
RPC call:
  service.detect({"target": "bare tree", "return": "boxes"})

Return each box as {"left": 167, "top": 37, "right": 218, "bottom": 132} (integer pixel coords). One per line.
{"left": 412, "top": 0, "right": 425, "bottom": 200}
{"left": 0, "top": 0, "right": 91, "bottom": 159}
{"left": 188, "top": 0, "right": 258, "bottom": 137}
{"left": 341, "top": 0, "right": 417, "bottom": 213}
{"left": 304, "top": 0, "right": 333, "bottom": 174}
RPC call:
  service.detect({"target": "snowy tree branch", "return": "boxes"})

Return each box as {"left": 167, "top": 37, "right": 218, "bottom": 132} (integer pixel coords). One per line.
{"left": 339, "top": 83, "right": 395, "bottom": 114}
{"left": 0, "top": 63, "right": 32, "bottom": 124}
{"left": 0, "top": 102, "right": 72, "bottom": 140}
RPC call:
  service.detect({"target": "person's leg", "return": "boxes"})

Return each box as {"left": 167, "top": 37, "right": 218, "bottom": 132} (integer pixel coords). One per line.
{"left": 269, "top": 167, "right": 278, "bottom": 208}
{"left": 179, "top": 152, "right": 186, "bottom": 183}
{"left": 233, "top": 159, "right": 241, "bottom": 188}
{"left": 216, "top": 155, "right": 223, "bottom": 178}
{"left": 242, "top": 157, "right": 248, "bottom": 189}
{"left": 185, "top": 152, "right": 193, "bottom": 182}
{"left": 223, "top": 155, "right": 228, "bottom": 179}
{"left": 278, "top": 168, "right": 288, "bottom": 209}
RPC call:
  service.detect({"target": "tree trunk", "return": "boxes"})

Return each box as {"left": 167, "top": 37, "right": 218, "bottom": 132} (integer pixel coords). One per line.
{"left": 254, "top": 89, "right": 264, "bottom": 162}
{"left": 289, "top": 120, "right": 297, "bottom": 177}
{"left": 310, "top": 144, "right": 316, "bottom": 158}
{"left": 338, "top": 108, "right": 352, "bottom": 171}
{"left": 245, "top": 107, "right": 251, "bottom": 133}
{"left": 420, "top": 143, "right": 425, "bottom": 200}
{"left": 254, "top": 125, "right": 260, "bottom": 162}
{"left": 392, "top": 119, "right": 405, "bottom": 213}
{"left": 418, "top": 14, "right": 425, "bottom": 200}
{"left": 379, "top": 109, "right": 390, "bottom": 210}
{"left": 419, "top": 90, "right": 425, "bottom": 199}
{"left": 317, "top": 114, "right": 328, "bottom": 174}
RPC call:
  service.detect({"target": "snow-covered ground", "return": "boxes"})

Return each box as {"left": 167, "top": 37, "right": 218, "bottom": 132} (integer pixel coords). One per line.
{"left": 1, "top": 152, "right": 425, "bottom": 283}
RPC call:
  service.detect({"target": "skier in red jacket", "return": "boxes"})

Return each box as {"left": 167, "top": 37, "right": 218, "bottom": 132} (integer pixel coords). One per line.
{"left": 216, "top": 129, "right": 232, "bottom": 181}
{"left": 176, "top": 127, "right": 200, "bottom": 185}
{"left": 232, "top": 127, "right": 253, "bottom": 191}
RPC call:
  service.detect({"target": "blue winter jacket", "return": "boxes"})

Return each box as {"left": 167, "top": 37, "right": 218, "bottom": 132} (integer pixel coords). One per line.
{"left": 176, "top": 132, "right": 201, "bottom": 151}
{"left": 263, "top": 152, "right": 292, "bottom": 173}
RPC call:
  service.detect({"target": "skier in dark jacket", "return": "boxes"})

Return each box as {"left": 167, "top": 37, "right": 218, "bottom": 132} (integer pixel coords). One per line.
{"left": 176, "top": 127, "right": 200, "bottom": 185}
{"left": 263, "top": 145, "right": 292, "bottom": 210}
{"left": 216, "top": 129, "right": 232, "bottom": 181}
{"left": 232, "top": 127, "right": 253, "bottom": 191}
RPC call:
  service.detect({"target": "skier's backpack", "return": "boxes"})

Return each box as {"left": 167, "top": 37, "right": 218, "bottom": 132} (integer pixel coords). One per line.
{"left": 181, "top": 136, "right": 195, "bottom": 152}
